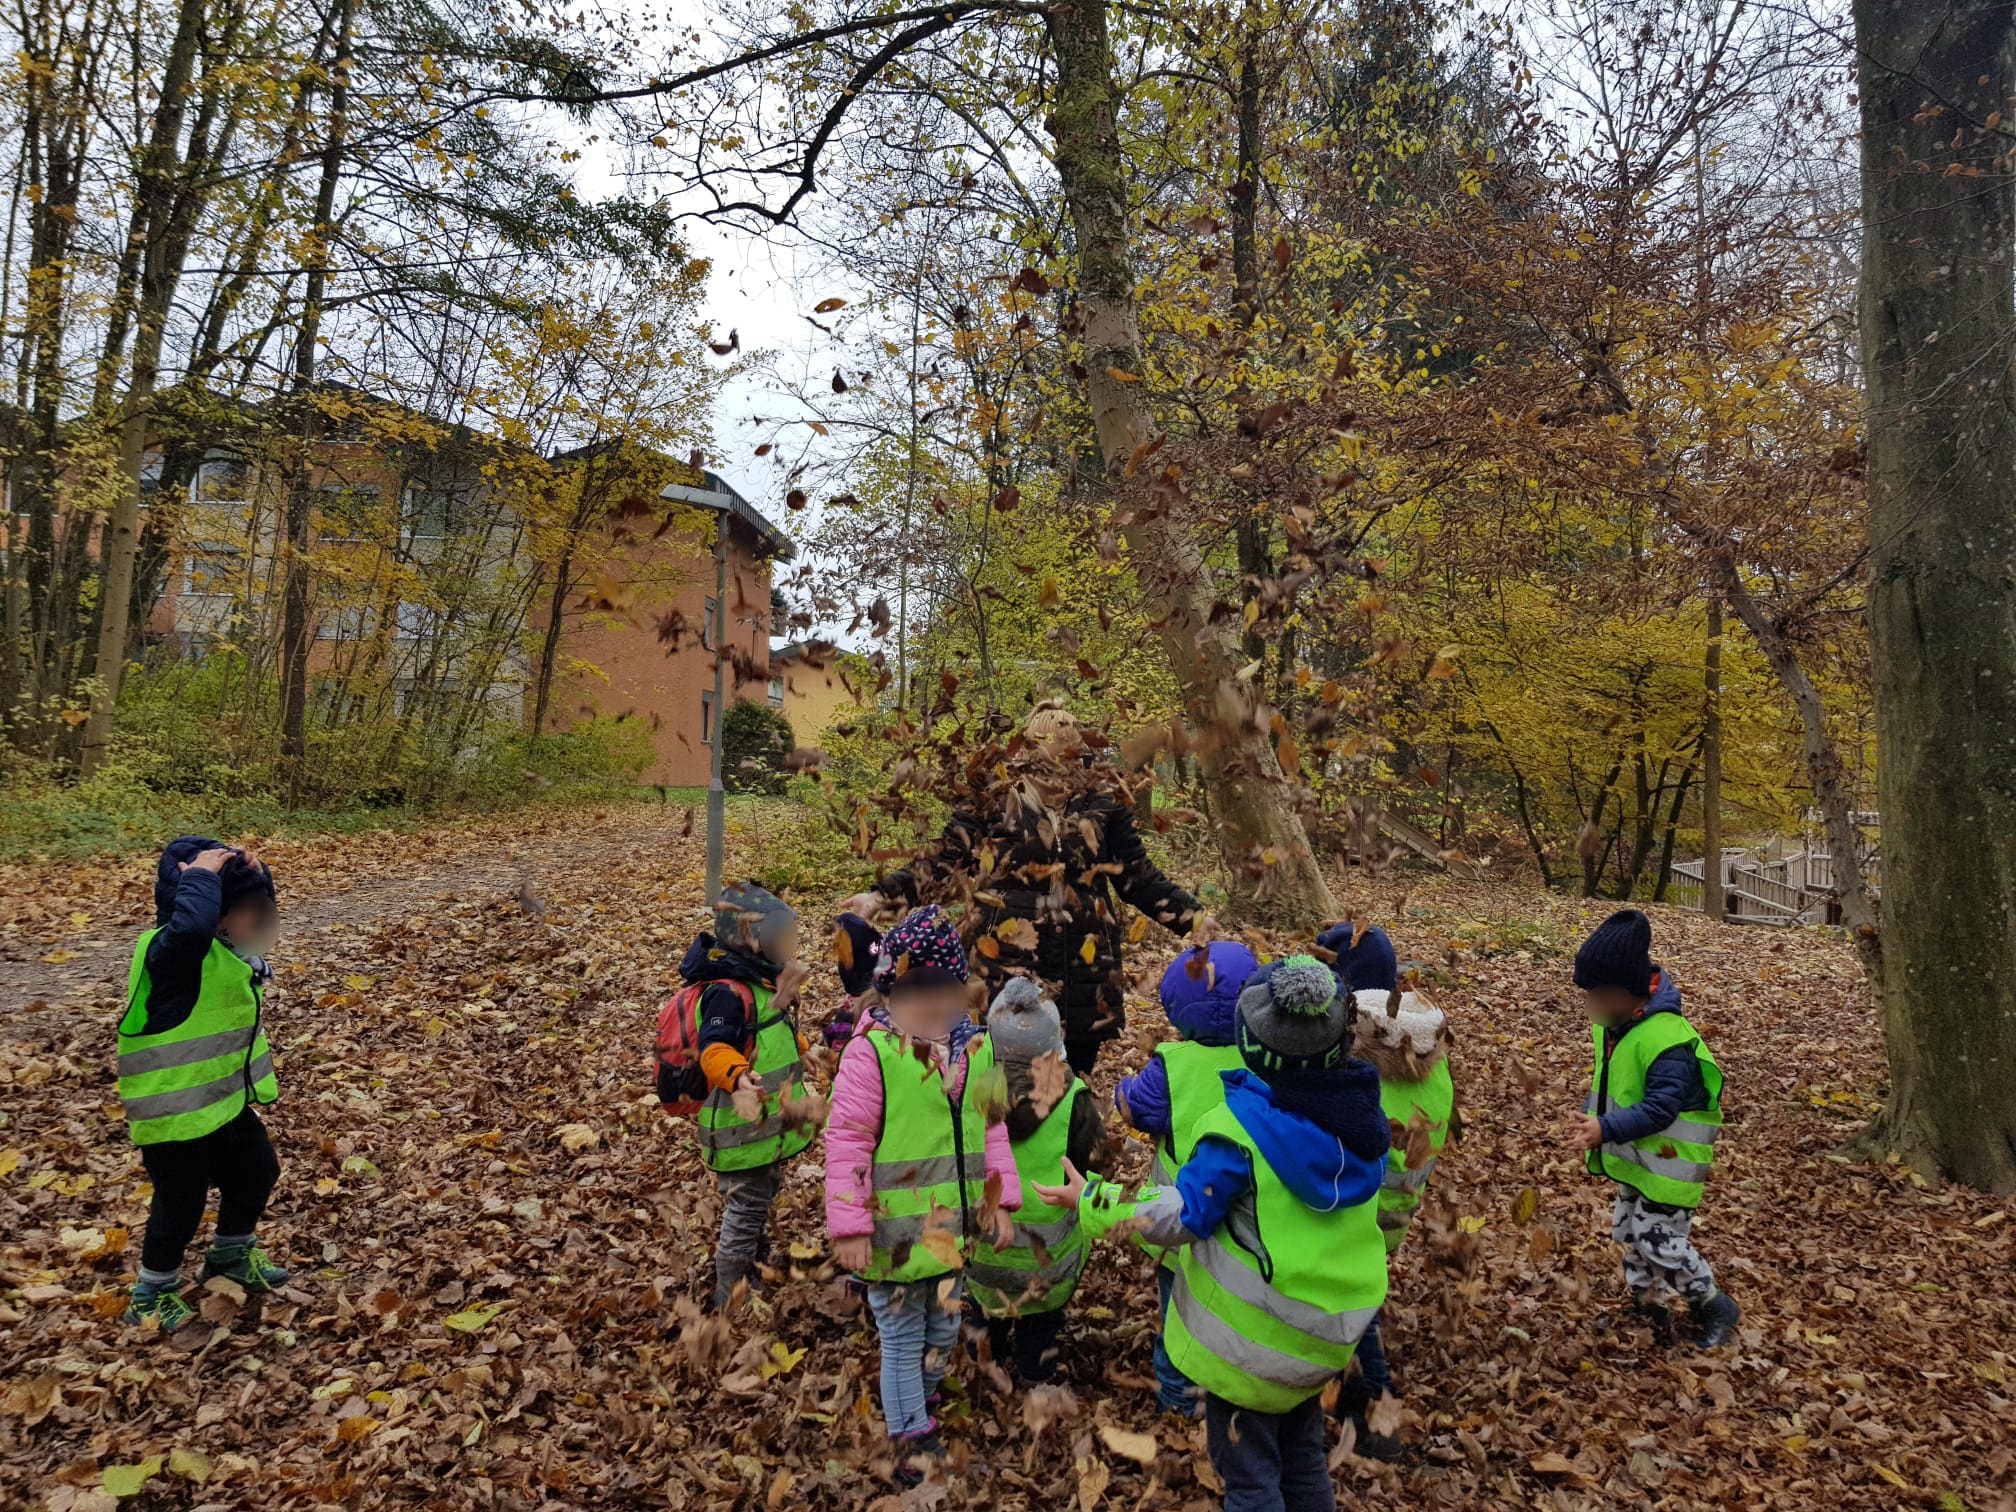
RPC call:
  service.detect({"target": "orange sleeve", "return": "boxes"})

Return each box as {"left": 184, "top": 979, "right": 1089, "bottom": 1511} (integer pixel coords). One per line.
{"left": 701, "top": 1042, "right": 752, "bottom": 1092}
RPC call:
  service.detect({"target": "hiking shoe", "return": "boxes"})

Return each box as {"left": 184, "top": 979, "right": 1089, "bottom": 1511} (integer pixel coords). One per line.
{"left": 123, "top": 1283, "right": 194, "bottom": 1333}
{"left": 1623, "top": 1300, "right": 1675, "bottom": 1345}
{"left": 1342, "top": 1412, "right": 1406, "bottom": 1462}
{"left": 201, "top": 1243, "right": 290, "bottom": 1292}
{"left": 894, "top": 1426, "right": 945, "bottom": 1487}
{"left": 1691, "top": 1289, "right": 1741, "bottom": 1348}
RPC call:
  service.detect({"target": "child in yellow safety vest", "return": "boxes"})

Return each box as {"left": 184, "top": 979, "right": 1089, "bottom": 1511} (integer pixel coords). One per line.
{"left": 967, "top": 978, "right": 1107, "bottom": 1385}
{"left": 679, "top": 882, "right": 817, "bottom": 1309}
{"left": 1337, "top": 985, "right": 1454, "bottom": 1459}
{"left": 825, "top": 906, "right": 1022, "bottom": 1483}
{"left": 1040, "top": 956, "right": 1391, "bottom": 1512}
{"left": 118, "top": 837, "right": 289, "bottom": 1332}
{"left": 1568, "top": 909, "right": 1739, "bottom": 1348}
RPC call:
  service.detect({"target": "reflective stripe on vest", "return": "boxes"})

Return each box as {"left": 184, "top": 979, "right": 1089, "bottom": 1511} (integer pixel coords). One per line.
{"left": 968, "top": 1080, "right": 1089, "bottom": 1317}
{"left": 860, "top": 1031, "right": 996, "bottom": 1284}
{"left": 117, "top": 930, "right": 277, "bottom": 1146}
{"left": 697, "top": 987, "right": 814, "bottom": 1172}
{"left": 1583, "top": 1012, "right": 1723, "bottom": 1208}
{"left": 1376, "top": 1059, "right": 1453, "bottom": 1253}
{"left": 1162, "top": 1102, "right": 1388, "bottom": 1413}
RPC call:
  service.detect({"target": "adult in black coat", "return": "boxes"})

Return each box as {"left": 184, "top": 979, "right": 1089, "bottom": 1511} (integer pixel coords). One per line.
{"left": 844, "top": 707, "right": 1215, "bottom": 1073}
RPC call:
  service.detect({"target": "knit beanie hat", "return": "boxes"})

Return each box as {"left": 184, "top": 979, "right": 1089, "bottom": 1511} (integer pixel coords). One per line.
{"left": 986, "top": 976, "right": 1064, "bottom": 1061}
{"left": 875, "top": 904, "right": 970, "bottom": 996}
{"left": 219, "top": 853, "right": 276, "bottom": 916}
{"left": 1573, "top": 908, "right": 1654, "bottom": 995}
{"left": 1236, "top": 954, "right": 1353, "bottom": 1073}
{"left": 834, "top": 913, "right": 882, "bottom": 997}
{"left": 714, "top": 881, "right": 798, "bottom": 967}
{"left": 1352, "top": 989, "right": 1446, "bottom": 1055}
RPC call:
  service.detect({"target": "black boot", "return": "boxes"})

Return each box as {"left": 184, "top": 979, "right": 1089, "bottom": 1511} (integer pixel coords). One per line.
{"left": 1623, "top": 1300, "right": 1674, "bottom": 1345}
{"left": 1691, "top": 1289, "right": 1740, "bottom": 1348}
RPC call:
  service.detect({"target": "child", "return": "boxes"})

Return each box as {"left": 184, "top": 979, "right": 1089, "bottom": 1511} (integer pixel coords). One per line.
{"left": 1115, "top": 939, "right": 1258, "bottom": 1414}
{"left": 966, "top": 978, "right": 1107, "bottom": 1385}
{"left": 681, "top": 881, "right": 815, "bottom": 1308}
{"left": 822, "top": 911, "right": 882, "bottom": 1052}
{"left": 825, "top": 906, "right": 1021, "bottom": 1480}
{"left": 1569, "top": 908, "right": 1739, "bottom": 1347}
{"left": 1316, "top": 917, "right": 1399, "bottom": 994}
{"left": 1336, "top": 984, "right": 1454, "bottom": 1458}
{"left": 1041, "top": 956, "right": 1391, "bottom": 1512}
{"left": 119, "top": 837, "right": 288, "bottom": 1331}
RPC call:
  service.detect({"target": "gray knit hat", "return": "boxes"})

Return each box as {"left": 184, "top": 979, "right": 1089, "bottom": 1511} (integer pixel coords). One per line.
{"left": 986, "top": 976, "right": 1064, "bottom": 1061}
{"left": 1236, "top": 954, "right": 1352, "bottom": 1073}
{"left": 713, "top": 881, "right": 797, "bottom": 967}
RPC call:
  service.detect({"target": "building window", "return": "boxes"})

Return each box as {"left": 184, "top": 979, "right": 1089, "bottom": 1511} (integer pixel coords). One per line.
{"left": 395, "top": 599, "right": 441, "bottom": 641}
{"left": 701, "top": 690, "right": 717, "bottom": 744}
{"left": 702, "top": 596, "right": 718, "bottom": 651}
{"left": 182, "top": 535, "right": 242, "bottom": 598}
{"left": 317, "top": 482, "right": 379, "bottom": 542}
{"left": 404, "top": 479, "right": 469, "bottom": 539}
{"left": 316, "top": 603, "right": 377, "bottom": 641}
{"left": 193, "top": 454, "right": 250, "bottom": 504}
{"left": 767, "top": 676, "right": 785, "bottom": 711}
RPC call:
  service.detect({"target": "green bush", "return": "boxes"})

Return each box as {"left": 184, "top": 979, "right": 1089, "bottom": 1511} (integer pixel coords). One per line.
{"left": 721, "top": 699, "right": 794, "bottom": 795}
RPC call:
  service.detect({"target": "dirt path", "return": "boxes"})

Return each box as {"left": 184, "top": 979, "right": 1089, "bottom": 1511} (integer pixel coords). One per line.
{"left": 0, "top": 805, "right": 693, "bottom": 1013}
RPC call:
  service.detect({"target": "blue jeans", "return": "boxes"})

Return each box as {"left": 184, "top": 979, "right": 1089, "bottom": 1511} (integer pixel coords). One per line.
{"left": 866, "top": 1276, "right": 963, "bottom": 1437}
{"left": 1205, "top": 1392, "right": 1335, "bottom": 1512}
{"left": 1355, "top": 1311, "right": 1392, "bottom": 1398}
{"left": 1154, "top": 1267, "right": 1201, "bottom": 1414}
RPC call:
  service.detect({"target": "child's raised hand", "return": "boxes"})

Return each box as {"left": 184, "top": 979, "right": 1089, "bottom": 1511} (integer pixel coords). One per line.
{"left": 1033, "top": 1157, "right": 1089, "bottom": 1211}
{"left": 832, "top": 1235, "right": 872, "bottom": 1271}
{"left": 774, "top": 958, "right": 811, "bottom": 1007}
{"left": 179, "top": 847, "right": 236, "bottom": 875}
{"left": 1568, "top": 1114, "right": 1603, "bottom": 1152}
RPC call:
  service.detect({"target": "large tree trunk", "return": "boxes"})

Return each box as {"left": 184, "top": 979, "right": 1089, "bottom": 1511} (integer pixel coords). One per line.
{"left": 1850, "top": 0, "right": 2016, "bottom": 1191}
{"left": 80, "top": 0, "right": 212, "bottom": 774}
{"left": 1047, "top": 0, "right": 1338, "bottom": 929}
{"left": 1701, "top": 595, "right": 1725, "bottom": 919}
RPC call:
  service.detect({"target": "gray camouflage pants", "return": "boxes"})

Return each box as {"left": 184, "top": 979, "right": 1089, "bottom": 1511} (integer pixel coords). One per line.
{"left": 1612, "top": 1184, "right": 1716, "bottom": 1303}
{"left": 713, "top": 1163, "right": 781, "bottom": 1305}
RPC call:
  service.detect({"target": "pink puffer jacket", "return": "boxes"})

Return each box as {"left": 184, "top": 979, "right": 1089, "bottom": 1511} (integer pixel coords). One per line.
{"left": 824, "top": 1012, "right": 1022, "bottom": 1239}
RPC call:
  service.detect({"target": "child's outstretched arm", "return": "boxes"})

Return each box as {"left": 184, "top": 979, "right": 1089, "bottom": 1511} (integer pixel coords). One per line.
{"left": 1038, "top": 1135, "right": 1255, "bottom": 1249}
{"left": 982, "top": 1112, "right": 1024, "bottom": 1213}
{"left": 823, "top": 1036, "right": 883, "bottom": 1241}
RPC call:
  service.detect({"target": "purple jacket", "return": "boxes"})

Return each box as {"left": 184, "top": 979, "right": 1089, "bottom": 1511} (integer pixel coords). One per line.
{"left": 1116, "top": 941, "right": 1259, "bottom": 1138}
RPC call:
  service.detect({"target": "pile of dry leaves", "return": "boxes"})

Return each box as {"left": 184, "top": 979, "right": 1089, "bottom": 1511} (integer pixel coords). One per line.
{"left": 1, "top": 808, "right": 2010, "bottom": 1510}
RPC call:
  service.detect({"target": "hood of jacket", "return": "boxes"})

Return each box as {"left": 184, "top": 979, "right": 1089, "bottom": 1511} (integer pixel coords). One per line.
{"left": 1610, "top": 967, "right": 1683, "bottom": 1040}
{"left": 679, "top": 931, "right": 777, "bottom": 989}
{"left": 1221, "top": 1065, "right": 1389, "bottom": 1213}
{"left": 1158, "top": 941, "right": 1259, "bottom": 1046}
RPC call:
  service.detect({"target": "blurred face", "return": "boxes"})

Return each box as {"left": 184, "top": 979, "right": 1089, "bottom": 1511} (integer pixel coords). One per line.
{"left": 885, "top": 981, "right": 970, "bottom": 1041}
{"left": 220, "top": 899, "right": 278, "bottom": 958}
{"left": 1582, "top": 984, "right": 1645, "bottom": 1029}
{"left": 763, "top": 916, "right": 801, "bottom": 966}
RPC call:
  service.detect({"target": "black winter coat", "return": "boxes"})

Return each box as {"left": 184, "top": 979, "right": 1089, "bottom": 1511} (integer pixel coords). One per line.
{"left": 879, "top": 786, "right": 1198, "bottom": 1045}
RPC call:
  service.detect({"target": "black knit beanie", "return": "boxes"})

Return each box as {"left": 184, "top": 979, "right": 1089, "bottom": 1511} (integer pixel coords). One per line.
{"left": 1573, "top": 908, "right": 1654, "bottom": 996}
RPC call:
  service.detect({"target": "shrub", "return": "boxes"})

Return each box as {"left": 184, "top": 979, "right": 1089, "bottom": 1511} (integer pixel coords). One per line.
{"left": 721, "top": 699, "right": 794, "bottom": 795}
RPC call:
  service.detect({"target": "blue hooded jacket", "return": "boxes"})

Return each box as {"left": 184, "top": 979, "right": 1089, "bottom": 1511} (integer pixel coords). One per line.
{"left": 1116, "top": 941, "right": 1259, "bottom": 1137}
{"left": 1316, "top": 920, "right": 1398, "bottom": 994}
{"left": 1595, "top": 969, "right": 1710, "bottom": 1146}
{"left": 1173, "top": 1064, "right": 1390, "bottom": 1234}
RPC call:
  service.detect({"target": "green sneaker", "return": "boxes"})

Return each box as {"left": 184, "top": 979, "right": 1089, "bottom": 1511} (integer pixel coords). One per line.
{"left": 123, "top": 1283, "right": 194, "bottom": 1332}
{"left": 201, "top": 1243, "right": 291, "bottom": 1292}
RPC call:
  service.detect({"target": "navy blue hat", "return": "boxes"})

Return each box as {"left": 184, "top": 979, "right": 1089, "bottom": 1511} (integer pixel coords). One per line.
{"left": 155, "top": 836, "right": 274, "bottom": 925}
{"left": 1573, "top": 908, "right": 1654, "bottom": 996}
{"left": 835, "top": 913, "right": 881, "bottom": 997}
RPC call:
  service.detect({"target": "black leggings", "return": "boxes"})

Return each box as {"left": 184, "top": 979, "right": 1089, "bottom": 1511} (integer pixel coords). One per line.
{"left": 985, "top": 1309, "right": 1067, "bottom": 1383}
{"left": 138, "top": 1107, "right": 280, "bottom": 1274}
{"left": 1064, "top": 1038, "right": 1102, "bottom": 1077}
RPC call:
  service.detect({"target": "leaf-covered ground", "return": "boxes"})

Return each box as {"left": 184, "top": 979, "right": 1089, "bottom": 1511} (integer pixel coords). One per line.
{"left": 2, "top": 808, "right": 2011, "bottom": 1511}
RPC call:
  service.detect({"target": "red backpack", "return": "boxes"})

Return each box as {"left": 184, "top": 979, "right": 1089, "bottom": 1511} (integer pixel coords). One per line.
{"left": 653, "top": 979, "right": 756, "bottom": 1117}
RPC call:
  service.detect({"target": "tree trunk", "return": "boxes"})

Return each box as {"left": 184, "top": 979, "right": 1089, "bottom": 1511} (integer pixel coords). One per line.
{"left": 80, "top": 0, "right": 211, "bottom": 774}
{"left": 531, "top": 548, "right": 572, "bottom": 738}
{"left": 279, "top": 0, "right": 355, "bottom": 792}
{"left": 1850, "top": 0, "right": 2016, "bottom": 1190}
{"left": 1701, "top": 594, "right": 1725, "bottom": 919}
{"left": 1047, "top": 0, "right": 1337, "bottom": 929}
